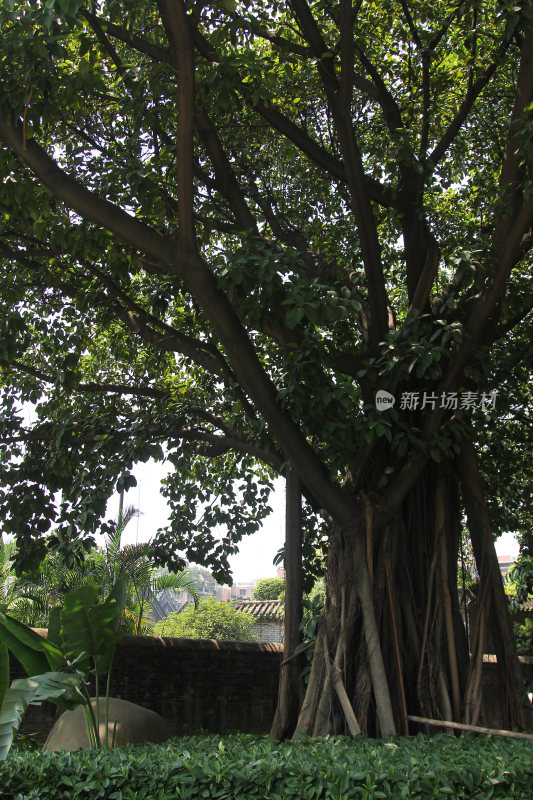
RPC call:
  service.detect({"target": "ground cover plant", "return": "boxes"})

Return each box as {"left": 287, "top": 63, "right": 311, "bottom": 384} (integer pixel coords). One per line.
{"left": 1, "top": 733, "right": 532, "bottom": 799}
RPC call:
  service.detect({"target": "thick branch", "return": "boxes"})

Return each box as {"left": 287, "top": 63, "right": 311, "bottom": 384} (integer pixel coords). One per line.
{"left": 81, "top": 10, "right": 171, "bottom": 63}
{"left": 286, "top": 0, "right": 389, "bottom": 346}
{"left": 4, "top": 359, "right": 170, "bottom": 401}
{"left": 227, "top": 12, "right": 312, "bottom": 57}
{"left": 290, "top": 0, "right": 330, "bottom": 62}
{"left": 82, "top": 8, "right": 125, "bottom": 72}
{"left": 331, "top": 0, "right": 390, "bottom": 345}
{"left": 0, "top": 117, "right": 176, "bottom": 269}
{"left": 191, "top": 28, "right": 398, "bottom": 209}
{"left": 421, "top": 12, "right": 533, "bottom": 401}
{"left": 457, "top": 436, "right": 526, "bottom": 729}
{"left": 194, "top": 110, "right": 257, "bottom": 232}
{"left": 492, "top": 15, "right": 533, "bottom": 260}
{"left": 115, "top": 307, "right": 231, "bottom": 379}
{"left": 398, "top": 0, "right": 422, "bottom": 48}
{"left": 157, "top": 0, "right": 196, "bottom": 249}
{"left": 355, "top": 48, "right": 404, "bottom": 134}
{"left": 2, "top": 419, "right": 282, "bottom": 472}
{"left": 80, "top": 259, "right": 235, "bottom": 380}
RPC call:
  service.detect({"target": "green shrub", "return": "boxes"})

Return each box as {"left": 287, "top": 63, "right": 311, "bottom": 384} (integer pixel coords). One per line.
{"left": 153, "top": 597, "right": 257, "bottom": 641}
{"left": 514, "top": 618, "right": 533, "bottom": 656}
{"left": 1, "top": 733, "right": 532, "bottom": 799}
{"left": 253, "top": 577, "right": 285, "bottom": 600}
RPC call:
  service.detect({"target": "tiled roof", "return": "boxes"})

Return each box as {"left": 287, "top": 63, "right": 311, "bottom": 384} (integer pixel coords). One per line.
{"left": 232, "top": 599, "right": 282, "bottom": 619}
{"left": 519, "top": 597, "right": 533, "bottom": 612}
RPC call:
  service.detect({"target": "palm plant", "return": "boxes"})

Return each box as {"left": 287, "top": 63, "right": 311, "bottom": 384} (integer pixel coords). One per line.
{"left": 9, "top": 552, "right": 100, "bottom": 628}
{"left": 0, "top": 540, "right": 17, "bottom": 614}
{"left": 0, "top": 539, "right": 40, "bottom": 623}
{"left": 7, "top": 508, "right": 199, "bottom": 632}
{"left": 76, "top": 505, "right": 199, "bottom": 633}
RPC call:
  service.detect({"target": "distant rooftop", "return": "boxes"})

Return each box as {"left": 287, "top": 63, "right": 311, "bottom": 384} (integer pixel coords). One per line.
{"left": 232, "top": 599, "right": 282, "bottom": 619}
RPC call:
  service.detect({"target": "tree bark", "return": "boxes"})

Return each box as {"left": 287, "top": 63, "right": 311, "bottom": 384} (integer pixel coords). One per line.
{"left": 284, "top": 459, "right": 517, "bottom": 738}
{"left": 270, "top": 470, "right": 304, "bottom": 739}
{"left": 456, "top": 437, "right": 526, "bottom": 729}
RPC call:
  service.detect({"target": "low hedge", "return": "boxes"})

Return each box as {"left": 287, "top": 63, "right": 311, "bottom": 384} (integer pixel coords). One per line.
{"left": 1, "top": 733, "right": 532, "bottom": 799}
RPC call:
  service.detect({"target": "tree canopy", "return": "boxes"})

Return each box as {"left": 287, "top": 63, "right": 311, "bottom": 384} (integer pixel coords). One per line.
{"left": 1, "top": 0, "right": 532, "bottom": 737}
{"left": 253, "top": 577, "right": 285, "bottom": 600}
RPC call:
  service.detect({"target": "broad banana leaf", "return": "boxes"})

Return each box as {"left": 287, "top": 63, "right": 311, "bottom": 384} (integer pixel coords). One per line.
{"left": 0, "top": 612, "right": 66, "bottom": 675}
{"left": 47, "top": 606, "right": 62, "bottom": 648}
{"left": 106, "top": 576, "right": 127, "bottom": 634}
{"left": 0, "top": 671, "right": 85, "bottom": 760}
{"left": 0, "top": 642, "right": 8, "bottom": 714}
{"left": 61, "top": 584, "right": 123, "bottom": 676}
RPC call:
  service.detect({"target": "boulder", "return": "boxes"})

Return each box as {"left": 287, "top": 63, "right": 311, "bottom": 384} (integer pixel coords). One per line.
{"left": 43, "top": 697, "right": 170, "bottom": 752}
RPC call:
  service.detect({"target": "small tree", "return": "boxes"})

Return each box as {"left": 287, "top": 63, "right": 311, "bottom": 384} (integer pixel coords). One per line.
{"left": 154, "top": 597, "right": 257, "bottom": 642}
{"left": 253, "top": 578, "right": 285, "bottom": 601}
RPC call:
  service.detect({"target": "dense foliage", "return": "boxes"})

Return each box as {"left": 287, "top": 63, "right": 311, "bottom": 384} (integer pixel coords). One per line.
{"left": 153, "top": 596, "right": 257, "bottom": 641}
{"left": 253, "top": 577, "right": 285, "bottom": 601}
{"left": 1, "top": 734, "right": 533, "bottom": 799}
{"left": 1, "top": 0, "right": 532, "bottom": 736}
{"left": 0, "top": 517, "right": 198, "bottom": 633}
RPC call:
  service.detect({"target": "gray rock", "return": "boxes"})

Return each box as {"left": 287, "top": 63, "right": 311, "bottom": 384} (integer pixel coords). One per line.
{"left": 43, "top": 697, "right": 170, "bottom": 751}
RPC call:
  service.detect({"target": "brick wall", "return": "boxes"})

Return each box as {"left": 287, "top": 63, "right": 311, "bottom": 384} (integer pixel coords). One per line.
{"left": 255, "top": 619, "right": 284, "bottom": 643}
{"left": 12, "top": 635, "right": 283, "bottom": 740}
{"left": 10, "top": 637, "right": 533, "bottom": 741}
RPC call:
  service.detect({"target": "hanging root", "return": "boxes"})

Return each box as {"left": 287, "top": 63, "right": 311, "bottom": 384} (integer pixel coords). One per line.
{"left": 436, "top": 476, "right": 462, "bottom": 720}
{"left": 464, "top": 569, "right": 489, "bottom": 726}
{"left": 385, "top": 553, "right": 408, "bottom": 734}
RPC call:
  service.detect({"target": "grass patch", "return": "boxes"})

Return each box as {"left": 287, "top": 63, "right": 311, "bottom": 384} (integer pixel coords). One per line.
{"left": 1, "top": 733, "right": 532, "bottom": 799}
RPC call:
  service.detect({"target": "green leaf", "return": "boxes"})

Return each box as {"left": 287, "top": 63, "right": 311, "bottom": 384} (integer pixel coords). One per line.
{"left": 105, "top": 576, "right": 127, "bottom": 634}
{"left": 285, "top": 307, "right": 305, "bottom": 329}
{"left": 0, "top": 613, "right": 66, "bottom": 675}
{"left": 60, "top": 586, "right": 122, "bottom": 675}
{"left": 0, "top": 671, "right": 84, "bottom": 760}
{"left": 0, "top": 642, "right": 8, "bottom": 715}
{"left": 47, "top": 607, "right": 62, "bottom": 648}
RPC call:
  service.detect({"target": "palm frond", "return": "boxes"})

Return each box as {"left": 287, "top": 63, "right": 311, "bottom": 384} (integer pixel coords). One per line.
{"left": 151, "top": 573, "right": 200, "bottom": 606}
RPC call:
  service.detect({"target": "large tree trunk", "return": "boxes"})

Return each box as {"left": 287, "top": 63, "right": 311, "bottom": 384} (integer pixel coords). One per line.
{"left": 273, "top": 452, "right": 525, "bottom": 739}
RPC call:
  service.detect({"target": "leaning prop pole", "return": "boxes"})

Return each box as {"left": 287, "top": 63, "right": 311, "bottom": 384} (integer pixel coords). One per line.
{"left": 408, "top": 715, "right": 533, "bottom": 741}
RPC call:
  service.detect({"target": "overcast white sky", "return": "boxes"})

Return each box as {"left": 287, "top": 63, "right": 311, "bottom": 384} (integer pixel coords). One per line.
{"left": 105, "top": 461, "right": 286, "bottom": 584}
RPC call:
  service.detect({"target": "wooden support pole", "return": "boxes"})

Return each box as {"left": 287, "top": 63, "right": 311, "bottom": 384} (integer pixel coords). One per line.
{"left": 332, "top": 667, "right": 361, "bottom": 736}
{"left": 271, "top": 469, "right": 303, "bottom": 739}
{"left": 407, "top": 715, "right": 533, "bottom": 741}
